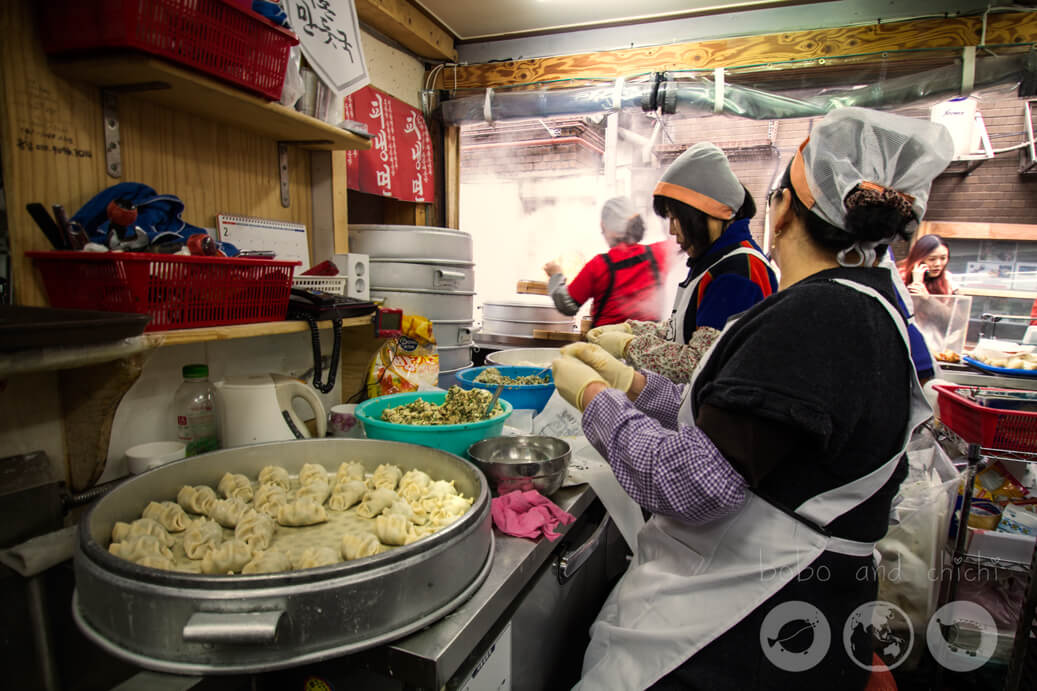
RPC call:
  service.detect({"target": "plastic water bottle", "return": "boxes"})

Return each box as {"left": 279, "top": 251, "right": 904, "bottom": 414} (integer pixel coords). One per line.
{"left": 175, "top": 364, "right": 220, "bottom": 456}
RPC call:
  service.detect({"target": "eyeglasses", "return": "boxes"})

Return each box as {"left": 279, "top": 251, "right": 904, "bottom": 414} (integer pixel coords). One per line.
{"left": 767, "top": 188, "right": 781, "bottom": 206}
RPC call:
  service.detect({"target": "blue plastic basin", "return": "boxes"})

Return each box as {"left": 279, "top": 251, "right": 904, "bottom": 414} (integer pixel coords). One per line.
{"left": 455, "top": 366, "right": 555, "bottom": 414}
{"left": 355, "top": 391, "right": 513, "bottom": 456}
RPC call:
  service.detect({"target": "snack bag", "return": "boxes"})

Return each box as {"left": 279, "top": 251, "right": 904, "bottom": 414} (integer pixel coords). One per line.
{"left": 960, "top": 460, "right": 1028, "bottom": 504}
{"left": 366, "top": 314, "right": 440, "bottom": 397}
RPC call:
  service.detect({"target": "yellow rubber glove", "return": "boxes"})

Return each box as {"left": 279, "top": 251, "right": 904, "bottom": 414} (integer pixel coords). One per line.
{"left": 586, "top": 322, "right": 632, "bottom": 344}
{"left": 595, "top": 331, "right": 636, "bottom": 359}
{"left": 561, "top": 342, "right": 635, "bottom": 394}
{"left": 552, "top": 357, "right": 607, "bottom": 412}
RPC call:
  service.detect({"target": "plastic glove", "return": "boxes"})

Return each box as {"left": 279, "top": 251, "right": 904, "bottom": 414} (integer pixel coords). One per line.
{"left": 561, "top": 342, "right": 635, "bottom": 393}
{"left": 586, "top": 322, "right": 632, "bottom": 343}
{"left": 596, "top": 331, "right": 636, "bottom": 359}
{"left": 552, "top": 357, "right": 607, "bottom": 412}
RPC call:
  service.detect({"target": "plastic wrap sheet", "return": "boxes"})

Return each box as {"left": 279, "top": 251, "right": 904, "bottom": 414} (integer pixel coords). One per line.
{"left": 876, "top": 430, "right": 961, "bottom": 671}
{"left": 439, "top": 53, "right": 1029, "bottom": 125}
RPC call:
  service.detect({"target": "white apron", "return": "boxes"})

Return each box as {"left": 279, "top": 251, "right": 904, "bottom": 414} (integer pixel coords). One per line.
{"left": 576, "top": 277, "right": 932, "bottom": 691}
{"left": 666, "top": 246, "right": 772, "bottom": 345}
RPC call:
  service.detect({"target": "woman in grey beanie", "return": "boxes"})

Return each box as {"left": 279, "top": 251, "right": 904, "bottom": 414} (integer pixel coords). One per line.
{"left": 587, "top": 143, "right": 778, "bottom": 383}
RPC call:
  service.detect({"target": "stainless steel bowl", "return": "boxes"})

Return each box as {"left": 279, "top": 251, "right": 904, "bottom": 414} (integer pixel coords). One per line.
{"left": 467, "top": 436, "right": 571, "bottom": 496}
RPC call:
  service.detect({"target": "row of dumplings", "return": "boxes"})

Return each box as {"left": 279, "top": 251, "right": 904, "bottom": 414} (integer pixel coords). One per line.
{"left": 106, "top": 461, "right": 473, "bottom": 575}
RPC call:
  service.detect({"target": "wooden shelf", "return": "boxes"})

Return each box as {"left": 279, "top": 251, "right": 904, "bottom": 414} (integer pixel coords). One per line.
{"left": 50, "top": 56, "right": 372, "bottom": 151}
{"left": 146, "top": 316, "right": 375, "bottom": 347}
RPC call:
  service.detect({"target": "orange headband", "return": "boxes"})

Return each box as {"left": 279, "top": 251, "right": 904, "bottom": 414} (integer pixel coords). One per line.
{"left": 789, "top": 138, "right": 815, "bottom": 209}
{"left": 653, "top": 181, "right": 734, "bottom": 219}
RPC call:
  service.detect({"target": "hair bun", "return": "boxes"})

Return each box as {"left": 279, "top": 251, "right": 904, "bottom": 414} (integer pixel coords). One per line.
{"left": 844, "top": 185, "right": 915, "bottom": 221}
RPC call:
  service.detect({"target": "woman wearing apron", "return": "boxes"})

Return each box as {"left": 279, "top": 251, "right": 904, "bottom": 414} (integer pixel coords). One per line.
{"left": 587, "top": 142, "right": 777, "bottom": 383}
{"left": 551, "top": 107, "right": 954, "bottom": 690}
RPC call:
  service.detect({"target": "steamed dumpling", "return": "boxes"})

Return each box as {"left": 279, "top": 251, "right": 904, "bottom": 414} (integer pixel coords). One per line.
{"left": 398, "top": 469, "right": 432, "bottom": 503}
{"left": 241, "top": 549, "right": 292, "bottom": 574}
{"left": 374, "top": 513, "right": 412, "bottom": 546}
{"left": 370, "top": 464, "right": 403, "bottom": 491}
{"left": 183, "top": 518, "right": 224, "bottom": 560}
{"left": 276, "top": 498, "right": 328, "bottom": 526}
{"left": 218, "top": 472, "right": 254, "bottom": 502}
{"left": 135, "top": 555, "right": 177, "bottom": 571}
{"left": 177, "top": 485, "right": 218, "bottom": 515}
{"left": 109, "top": 534, "right": 174, "bottom": 562}
{"left": 235, "top": 509, "right": 276, "bottom": 551}
{"left": 296, "top": 480, "right": 332, "bottom": 505}
{"left": 110, "top": 517, "right": 173, "bottom": 546}
{"left": 294, "top": 546, "right": 339, "bottom": 570}
{"left": 327, "top": 480, "right": 366, "bottom": 511}
{"left": 210, "top": 498, "right": 250, "bottom": 528}
{"left": 298, "top": 463, "right": 328, "bottom": 486}
{"left": 200, "top": 539, "right": 253, "bottom": 574}
{"left": 383, "top": 499, "right": 426, "bottom": 526}
{"left": 258, "top": 465, "right": 291, "bottom": 490}
{"left": 141, "top": 501, "right": 189, "bottom": 532}
{"left": 355, "top": 488, "right": 399, "bottom": 518}
{"left": 428, "top": 494, "right": 473, "bottom": 528}
{"left": 253, "top": 483, "right": 288, "bottom": 517}
{"left": 341, "top": 531, "right": 382, "bottom": 560}
{"left": 336, "top": 461, "right": 366, "bottom": 483}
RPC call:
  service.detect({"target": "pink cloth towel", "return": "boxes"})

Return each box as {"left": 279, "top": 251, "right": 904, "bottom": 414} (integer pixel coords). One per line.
{"left": 491, "top": 489, "right": 575, "bottom": 541}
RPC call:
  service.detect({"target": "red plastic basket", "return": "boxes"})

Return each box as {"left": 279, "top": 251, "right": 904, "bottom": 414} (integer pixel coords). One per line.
{"left": 934, "top": 384, "right": 1037, "bottom": 453}
{"left": 39, "top": 0, "right": 298, "bottom": 100}
{"left": 27, "top": 251, "right": 299, "bottom": 332}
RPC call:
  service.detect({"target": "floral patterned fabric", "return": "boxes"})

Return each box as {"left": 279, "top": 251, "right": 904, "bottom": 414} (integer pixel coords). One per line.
{"left": 625, "top": 322, "right": 721, "bottom": 384}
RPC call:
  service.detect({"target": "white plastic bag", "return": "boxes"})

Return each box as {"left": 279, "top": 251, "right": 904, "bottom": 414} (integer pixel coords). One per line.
{"left": 279, "top": 45, "right": 305, "bottom": 108}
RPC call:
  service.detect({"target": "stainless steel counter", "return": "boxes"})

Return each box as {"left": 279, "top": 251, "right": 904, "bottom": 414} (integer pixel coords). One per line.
{"left": 937, "top": 364, "right": 1037, "bottom": 391}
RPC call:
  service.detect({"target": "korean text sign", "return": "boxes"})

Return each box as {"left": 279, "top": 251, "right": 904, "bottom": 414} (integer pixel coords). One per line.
{"left": 344, "top": 86, "right": 435, "bottom": 203}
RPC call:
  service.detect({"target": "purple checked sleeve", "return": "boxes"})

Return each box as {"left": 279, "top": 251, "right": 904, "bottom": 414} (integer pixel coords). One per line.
{"left": 581, "top": 379, "right": 748, "bottom": 524}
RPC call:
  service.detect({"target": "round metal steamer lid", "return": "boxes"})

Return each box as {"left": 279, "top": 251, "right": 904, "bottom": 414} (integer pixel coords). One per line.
{"left": 348, "top": 224, "right": 473, "bottom": 263}
{"left": 74, "top": 438, "right": 493, "bottom": 675}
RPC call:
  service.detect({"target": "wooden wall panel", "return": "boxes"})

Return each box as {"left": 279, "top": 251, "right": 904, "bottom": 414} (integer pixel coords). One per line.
{"left": 1, "top": 0, "right": 314, "bottom": 307}
{"left": 434, "top": 12, "right": 1037, "bottom": 89}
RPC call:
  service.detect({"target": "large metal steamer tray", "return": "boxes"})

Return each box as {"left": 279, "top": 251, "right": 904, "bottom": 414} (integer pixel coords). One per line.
{"left": 73, "top": 438, "right": 494, "bottom": 675}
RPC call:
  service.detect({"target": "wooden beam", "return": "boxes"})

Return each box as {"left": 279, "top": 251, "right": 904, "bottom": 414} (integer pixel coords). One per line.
{"left": 356, "top": 0, "right": 457, "bottom": 62}
{"left": 445, "top": 125, "right": 460, "bottom": 229}
{"left": 919, "top": 220, "right": 1037, "bottom": 242}
{"left": 434, "top": 12, "right": 1037, "bottom": 89}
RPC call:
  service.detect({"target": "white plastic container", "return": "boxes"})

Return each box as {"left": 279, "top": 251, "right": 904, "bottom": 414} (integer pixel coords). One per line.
{"left": 125, "top": 441, "right": 186, "bottom": 475}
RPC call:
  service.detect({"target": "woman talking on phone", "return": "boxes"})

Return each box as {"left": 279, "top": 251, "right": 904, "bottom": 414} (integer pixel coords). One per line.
{"left": 900, "top": 233, "right": 958, "bottom": 296}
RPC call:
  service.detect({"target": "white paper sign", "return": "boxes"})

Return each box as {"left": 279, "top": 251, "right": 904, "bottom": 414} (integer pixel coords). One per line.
{"left": 285, "top": 0, "right": 370, "bottom": 98}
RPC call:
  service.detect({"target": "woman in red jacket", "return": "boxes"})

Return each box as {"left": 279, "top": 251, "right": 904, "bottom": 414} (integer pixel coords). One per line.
{"left": 544, "top": 196, "right": 674, "bottom": 327}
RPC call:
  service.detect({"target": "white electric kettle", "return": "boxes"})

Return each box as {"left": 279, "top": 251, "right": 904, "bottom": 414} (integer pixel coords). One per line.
{"left": 214, "top": 374, "right": 327, "bottom": 448}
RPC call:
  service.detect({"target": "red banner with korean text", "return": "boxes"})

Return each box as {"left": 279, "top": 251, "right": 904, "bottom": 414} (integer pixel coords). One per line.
{"left": 343, "top": 86, "right": 435, "bottom": 202}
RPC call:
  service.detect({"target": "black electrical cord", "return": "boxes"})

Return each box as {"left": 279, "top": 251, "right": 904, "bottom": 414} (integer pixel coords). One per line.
{"left": 304, "top": 315, "right": 342, "bottom": 394}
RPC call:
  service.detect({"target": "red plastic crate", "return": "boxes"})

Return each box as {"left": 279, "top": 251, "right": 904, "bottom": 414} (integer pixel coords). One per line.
{"left": 39, "top": 0, "right": 298, "bottom": 100}
{"left": 934, "top": 384, "right": 1037, "bottom": 453}
{"left": 27, "top": 251, "right": 299, "bottom": 332}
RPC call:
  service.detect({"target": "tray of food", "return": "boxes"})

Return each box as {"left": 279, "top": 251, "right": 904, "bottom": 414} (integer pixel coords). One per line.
{"left": 962, "top": 354, "right": 1037, "bottom": 378}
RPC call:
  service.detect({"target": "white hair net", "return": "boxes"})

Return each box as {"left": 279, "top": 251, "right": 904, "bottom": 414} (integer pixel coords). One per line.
{"left": 601, "top": 196, "right": 639, "bottom": 236}
{"left": 790, "top": 107, "right": 954, "bottom": 265}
